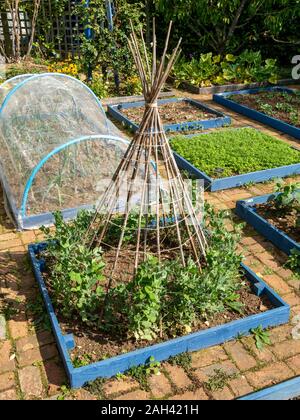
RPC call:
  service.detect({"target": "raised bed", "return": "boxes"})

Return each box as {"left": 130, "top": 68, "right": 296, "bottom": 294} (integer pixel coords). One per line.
{"left": 236, "top": 192, "right": 300, "bottom": 256}
{"left": 29, "top": 241, "right": 289, "bottom": 388}
{"left": 171, "top": 128, "right": 300, "bottom": 192}
{"left": 213, "top": 86, "right": 300, "bottom": 139}
{"left": 102, "top": 87, "right": 175, "bottom": 106}
{"left": 239, "top": 376, "right": 300, "bottom": 400}
{"left": 107, "top": 97, "right": 231, "bottom": 133}
{"left": 169, "top": 77, "right": 298, "bottom": 96}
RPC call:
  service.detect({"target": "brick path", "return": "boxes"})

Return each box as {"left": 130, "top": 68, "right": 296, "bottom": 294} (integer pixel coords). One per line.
{"left": 0, "top": 87, "right": 300, "bottom": 400}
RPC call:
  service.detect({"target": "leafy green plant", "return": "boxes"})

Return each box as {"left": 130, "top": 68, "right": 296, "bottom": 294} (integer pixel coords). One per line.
{"left": 168, "top": 352, "right": 192, "bottom": 371}
{"left": 125, "top": 255, "right": 167, "bottom": 341}
{"left": 272, "top": 180, "right": 300, "bottom": 211}
{"left": 205, "top": 368, "right": 235, "bottom": 392}
{"left": 73, "top": 353, "right": 93, "bottom": 368}
{"left": 170, "top": 128, "right": 300, "bottom": 178}
{"left": 172, "top": 50, "right": 278, "bottom": 88}
{"left": 43, "top": 205, "right": 246, "bottom": 342}
{"left": 40, "top": 211, "right": 106, "bottom": 326}
{"left": 221, "top": 50, "right": 278, "bottom": 85}
{"left": 84, "top": 378, "right": 105, "bottom": 399}
{"left": 26, "top": 295, "right": 51, "bottom": 332}
{"left": 286, "top": 249, "right": 300, "bottom": 276}
{"left": 107, "top": 205, "right": 244, "bottom": 341}
{"left": 251, "top": 326, "right": 271, "bottom": 350}
{"left": 155, "top": 0, "right": 299, "bottom": 60}
{"left": 127, "top": 356, "right": 161, "bottom": 390}
{"left": 266, "top": 181, "right": 300, "bottom": 275}
{"left": 85, "top": 74, "right": 110, "bottom": 99}
{"left": 57, "top": 385, "right": 71, "bottom": 401}
{"left": 74, "top": 0, "right": 144, "bottom": 85}
{"left": 231, "top": 91, "right": 300, "bottom": 127}
{"left": 259, "top": 103, "right": 274, "bottom": 116}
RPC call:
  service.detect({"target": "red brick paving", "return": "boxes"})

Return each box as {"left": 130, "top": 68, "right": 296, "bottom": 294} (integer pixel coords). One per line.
{"left": 0, "top": 87, "right": 300, "bottom": 400}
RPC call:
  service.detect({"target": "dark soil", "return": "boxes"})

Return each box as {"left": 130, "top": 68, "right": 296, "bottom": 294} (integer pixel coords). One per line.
{"left": 120, "top": 101, "right": 218, "bottom": 126}
{"left": 230, "top": 91, "right": 300, "bottom": 128}
{"left": 56, "top": 281, "right": 272, "bottom": 364}
{"left": 256, "top": 203, "right": 300, "bottom": 244}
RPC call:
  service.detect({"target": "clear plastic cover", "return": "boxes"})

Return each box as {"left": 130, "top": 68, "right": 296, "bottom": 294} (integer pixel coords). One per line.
{"left": 0, "top": 73, "right": 128, "bottom": 227}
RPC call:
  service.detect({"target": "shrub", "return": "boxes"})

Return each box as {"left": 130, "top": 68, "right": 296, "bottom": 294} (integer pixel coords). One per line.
{"left": 172, "top": 51, "right": 278, "bottom": 88}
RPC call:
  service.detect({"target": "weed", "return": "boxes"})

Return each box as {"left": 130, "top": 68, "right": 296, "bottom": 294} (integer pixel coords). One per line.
{"left": 262, "top": 267, "right": 274, "bottom": 276}
{"left": 127, "top": 356, "right": 161, "bottom": 390}
{"left": 57, "top": 385, "right": 71, "bottom": 400}
{"left": 251, "top": 325, "right": 271, "bottom": 350}
{"left": 73, "top": 353, "right": 93, "bottom": 368}
{"left": 26, "top": 295, "right": 51, "bottom": 331}
{"left": 84, "top": 378, "right": 105, "bottom": 399}
{"left": 168, "top": 352, "right": 192, "bottom": 371}
{"left": 205, "top": 369, "right": 235, "bottom": 392}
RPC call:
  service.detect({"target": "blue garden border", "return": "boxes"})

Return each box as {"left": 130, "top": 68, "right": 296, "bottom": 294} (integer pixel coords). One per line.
{"left": 213, "top": 86, "right": 300, "bottom": 139}
{"left": 107, "top": 97, "right": 231, "bottom": 133}
{"left": 238, "top": 376, "right": 300, "bottom": 400}
{"left": 29, "top": 241, "right": 289, "bottom": 388}
{"left": 236, "top": 191, "right": 300, "bottom": 256}
{"left": 171, "top": 129, "right": 300, "bottom": 191}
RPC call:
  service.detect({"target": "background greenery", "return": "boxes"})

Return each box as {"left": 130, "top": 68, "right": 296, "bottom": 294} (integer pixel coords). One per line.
{"left": 0, "top": 1, "right": 298, "bottom": 91}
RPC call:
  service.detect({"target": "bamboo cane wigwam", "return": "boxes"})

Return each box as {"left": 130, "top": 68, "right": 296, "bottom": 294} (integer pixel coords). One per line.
{"left": 86, "top": 21, "right": 207, "bottom": 286}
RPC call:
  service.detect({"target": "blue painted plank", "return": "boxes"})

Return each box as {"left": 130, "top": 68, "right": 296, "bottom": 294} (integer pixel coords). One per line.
{"left": 28, "top": 242, "right": 290, "bottom": 389}
{"left": 28, "top": 244, "right": 75, "bottom": 387}
{"left": 107, "top": 98, "right": 231, "bottom": 134}
{"left": 239, "top": 376, "right": 300, "bottom": 400}
{"left": 236, "top": 193, "right": 300, "bottom": 256}
{"left": 213, "top": 86, "right": 300, "bottom": 139}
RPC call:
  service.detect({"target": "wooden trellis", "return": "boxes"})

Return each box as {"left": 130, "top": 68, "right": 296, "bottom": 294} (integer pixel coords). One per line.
{"left": 0, "top": 0, "right": 83, "bottom": 59}
{"left": 86, "top": 21, "right": 207, "bottom": 298}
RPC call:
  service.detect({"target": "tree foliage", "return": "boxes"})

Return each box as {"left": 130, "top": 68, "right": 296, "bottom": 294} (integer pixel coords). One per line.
{"left": 154, "top": 0, "right": 300, "bottom": 60}
{"left": 74, "top": 0, "right": 145, "bottom": 77}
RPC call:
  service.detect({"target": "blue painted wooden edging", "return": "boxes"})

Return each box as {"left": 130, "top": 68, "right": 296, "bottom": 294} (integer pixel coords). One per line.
{"left": 172, "top": 132, "right": 300, "bottom": 192}
{"left": 213, "top": 86, "right": 300, "bottom": 139}
{"left": 239, "top": 376, "right": 300, "bottom": 400}
{"left": 236, "top": 192, "right": 300, "bottom": 256}
{"left": 28, "top": 242, "right": 289, "bottom": 389}
{"left": 107, "top": 97, "right": 231, "bottom": 133}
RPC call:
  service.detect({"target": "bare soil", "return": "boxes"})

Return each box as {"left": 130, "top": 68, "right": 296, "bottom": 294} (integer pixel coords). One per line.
{"left": 230, "top": 91, "right": 300, "bottom": 128}
{"left": 256, "top": 203, "right": 300, "bottom": 244}
{"left": 121, "top": 101, "right": 218, "bottom": 126}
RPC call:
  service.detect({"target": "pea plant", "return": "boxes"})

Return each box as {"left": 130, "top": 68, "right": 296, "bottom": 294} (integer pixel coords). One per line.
{"left": 42, "top": 205, "right": 245, "bottom": 342}
{"left": 105, "top": 205, "right": 245, "bottom": 341}
{"left": 40, "top": 211, "right": 106, "bottom": 326}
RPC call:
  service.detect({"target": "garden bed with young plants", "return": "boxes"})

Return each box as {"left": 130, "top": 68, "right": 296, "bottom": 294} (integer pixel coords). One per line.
{"left": 107, "top": 98, "right": 231, "bottom": 133}
{"left": 214, "top": 87, "right": 300, "bottom": 139}
{"left": 170, "top": 128, "right": 300, "bottom": 191}
{"left": 29, "top": 206, "right": 290, "bottom": 387}
{"left": 229, "top": 90, "right": 300, "bottom": 128}
{"left": 236, "top": 181, "right": 300, "bottom": 274}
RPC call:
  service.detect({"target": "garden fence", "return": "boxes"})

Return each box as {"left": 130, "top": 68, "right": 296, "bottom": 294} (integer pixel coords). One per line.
{"left": 0, "top": 0, "right": 109, "bottom": 59}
